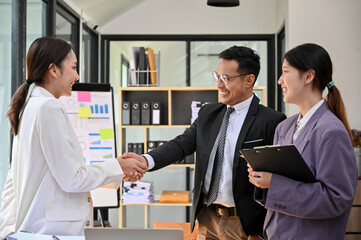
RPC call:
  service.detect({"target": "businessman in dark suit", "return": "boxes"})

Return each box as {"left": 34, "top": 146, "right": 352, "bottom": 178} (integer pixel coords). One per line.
{"left": 123, "top": 46, "right": 286, "bottom": 240}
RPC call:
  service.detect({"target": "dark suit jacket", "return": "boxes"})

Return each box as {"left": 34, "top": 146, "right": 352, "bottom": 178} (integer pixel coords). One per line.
{"left": 148, "top": 95, "right": 286, "bottom": 236}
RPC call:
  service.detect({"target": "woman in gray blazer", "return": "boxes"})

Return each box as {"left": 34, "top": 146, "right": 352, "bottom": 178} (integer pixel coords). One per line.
{"left": 248, "top": 43, "right": 357, "bottom": 239}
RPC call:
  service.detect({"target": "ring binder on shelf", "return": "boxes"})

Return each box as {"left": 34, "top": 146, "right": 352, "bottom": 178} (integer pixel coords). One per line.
{"left": 128, "top": 143, "right": 133, "bottom": 153}
{"left": 137, "top": 143, "right": 144, "bottom": 155}
{"left": 132, "top": 143, "right": 138, "bottom": 153}
{"left": 131, "top": 101, "right": 140, "bottom": 125}
{"left": 151, "top": 101, "right": 161, "bottom": 125}
{"left": 138, "top": 47, "right": 147, "bottom": 85}
{"left": 147, "top": 141, "right": 156, "bottom": 152}
{"left": 141, "top": 101, "right": 151, "bottom": 125}
{"left": 122, "top": 101, "right": 131, "bottom": 125}
{"left": 127, "top": 47, "right": 160, "bottom": 87}
{"left": 157, "top": 141, "right": 167, "bottom": 147}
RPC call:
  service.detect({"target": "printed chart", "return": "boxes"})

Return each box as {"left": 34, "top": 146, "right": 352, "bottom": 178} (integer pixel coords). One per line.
{"left": 60, "top": 91, "right": 116, "bottom": 166}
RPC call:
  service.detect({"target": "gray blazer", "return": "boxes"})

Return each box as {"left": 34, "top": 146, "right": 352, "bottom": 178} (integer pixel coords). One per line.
{"left": 256, "top": 102, "right": 357, "bottom": 239}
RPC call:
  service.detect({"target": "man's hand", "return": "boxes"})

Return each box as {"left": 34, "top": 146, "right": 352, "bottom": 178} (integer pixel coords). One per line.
{"left": 116, "top": 153, "right": 147, "bottom": 182}
{"left": 122, "top": 152, "right": 149, "bottom": 168}
{"left": 120, "top": 152, "right": 149, "bottom": 182}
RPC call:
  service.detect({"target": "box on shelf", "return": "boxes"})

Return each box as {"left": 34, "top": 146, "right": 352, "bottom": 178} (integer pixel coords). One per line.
{"left": 160, "top": 190, "right": 190, "bottom": 203}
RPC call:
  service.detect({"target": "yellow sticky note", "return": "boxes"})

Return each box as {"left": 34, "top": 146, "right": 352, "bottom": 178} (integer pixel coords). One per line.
{"left": 78, "top": 107, "right": 93, "bottom": 118}
{"left": 99, "top": 128, "right": 114, "bottom": 139}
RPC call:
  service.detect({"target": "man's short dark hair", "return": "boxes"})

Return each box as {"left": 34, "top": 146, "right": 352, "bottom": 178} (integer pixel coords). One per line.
{"left": 219, "top": 45, "right": 261, "bottom": 81}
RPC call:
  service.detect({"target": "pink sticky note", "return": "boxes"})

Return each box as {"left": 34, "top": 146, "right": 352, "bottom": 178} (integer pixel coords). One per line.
{"left": 77, "top": 91, "right": 91, "bottom": 102}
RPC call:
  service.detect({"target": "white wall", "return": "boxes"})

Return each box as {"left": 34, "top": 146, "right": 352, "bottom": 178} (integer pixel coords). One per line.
{"left": 100, "top": 0, "right": 277, "bottom": 34}
{"left": 286, "top": 0, "right": 361, "bottom": 129}
{"left": 71, "top": 0, "right": 361, "bottom": 129}
{"left": 275, "top": 0, "right": 287, "bottom": 31}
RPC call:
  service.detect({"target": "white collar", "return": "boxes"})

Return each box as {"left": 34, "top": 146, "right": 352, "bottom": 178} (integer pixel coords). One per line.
{"left": 31, "top": 85, "right": 56, "bottom": 98}
{"left": 229, "top": 95, "right": 254, "bottom": 114}
{"left": 297, "top": 99, "right": 325, "bottom": 129}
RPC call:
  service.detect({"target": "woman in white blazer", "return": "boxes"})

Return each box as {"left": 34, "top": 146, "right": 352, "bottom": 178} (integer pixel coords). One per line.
{"left": 0, "top": 37, "right": 147, "bottom": 239}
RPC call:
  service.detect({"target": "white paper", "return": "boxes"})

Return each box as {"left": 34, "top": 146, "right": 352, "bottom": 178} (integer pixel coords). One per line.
{"left": 152, "top": 109, "right": 160, "bottom": 124}
{"left": 90, "top": 188, "right": 118, "bottom": 207}
{"left": 8, "top": 232, "right": 85, "bottom": 240}
{"left": 122, "top": 181, "right": 154, "bottom": 204}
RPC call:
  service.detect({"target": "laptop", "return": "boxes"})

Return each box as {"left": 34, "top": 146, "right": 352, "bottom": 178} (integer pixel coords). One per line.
{"left": 84, "top": 228, "right": 183, "bottom": 240}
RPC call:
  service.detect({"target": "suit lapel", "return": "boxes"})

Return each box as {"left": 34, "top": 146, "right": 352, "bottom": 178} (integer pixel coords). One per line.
{"left": 232, "top": 95, "right": 259, "bottom": 186}
{"left": 284, "top": 117, "right": 297, "bottom": 144}
{"left": 294, "top": 102, "right": 328, "bottom": 154}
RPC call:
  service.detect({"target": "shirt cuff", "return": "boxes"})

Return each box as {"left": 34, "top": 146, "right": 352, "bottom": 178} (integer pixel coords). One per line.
{"left": 143, "top": 154, "right": 155, "bottom": 169}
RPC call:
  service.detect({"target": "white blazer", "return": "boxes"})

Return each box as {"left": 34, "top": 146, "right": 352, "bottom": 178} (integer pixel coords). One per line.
{"left": 0, "top": 86, "right": 123, "bottom": 238}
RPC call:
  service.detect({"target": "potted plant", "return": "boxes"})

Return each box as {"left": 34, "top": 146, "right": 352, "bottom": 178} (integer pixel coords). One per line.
{"left": 352, "top": 129, "right": 361, "bottom": 176}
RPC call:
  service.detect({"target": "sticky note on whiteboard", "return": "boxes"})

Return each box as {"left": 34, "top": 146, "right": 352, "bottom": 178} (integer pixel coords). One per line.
{"left": 99, "top": 128, "right": 114, "bottom": 139}
{"left": 78, "top": 107, "right": 93, "bottom": 118}
{"left": 77, "top": 91, "right": 91, "bottom": 102}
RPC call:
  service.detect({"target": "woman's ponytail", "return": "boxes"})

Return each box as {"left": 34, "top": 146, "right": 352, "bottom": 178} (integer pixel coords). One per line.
{"left": 7, "top": 36, "right": 71, "bottom": 135}
{"left": 7, "top": 82, "right": 32, "bottom": 135}
{"left": 326, "top": 85, "right": 353, "bottom": 143}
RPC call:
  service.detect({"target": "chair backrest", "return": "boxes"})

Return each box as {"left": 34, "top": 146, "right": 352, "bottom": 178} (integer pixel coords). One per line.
{"left": 153, "top": 222, "right": 199, "bottom": 240}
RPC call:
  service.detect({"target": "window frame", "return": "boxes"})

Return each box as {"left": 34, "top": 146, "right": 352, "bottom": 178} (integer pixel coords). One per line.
{"left": 55, "top": 0, "right": 80, "bottom": 59}
{"left": 82, "top": 23, "right": 99, "bottom": 83}
{"left": 277, "top": 26, "right": 286, "bottom": 113}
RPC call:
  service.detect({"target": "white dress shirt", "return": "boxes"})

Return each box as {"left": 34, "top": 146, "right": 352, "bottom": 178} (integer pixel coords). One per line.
{"left": 293, "top": 99, "right": 325, "bottom": 141}
{"left": 144, "top": 96, "right": 253, "bottom": 207}
{"left": 203, "top": 95, "right": 253, "bottom": 207}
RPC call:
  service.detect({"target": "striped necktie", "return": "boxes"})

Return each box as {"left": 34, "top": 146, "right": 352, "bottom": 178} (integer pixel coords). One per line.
{"left": 207, "top": 107, "right": 235, "bottom": 206}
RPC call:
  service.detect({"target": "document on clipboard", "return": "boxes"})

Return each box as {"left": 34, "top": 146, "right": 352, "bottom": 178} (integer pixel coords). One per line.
{"left": 240, "top": 145, "right": 316, "bottom": 183}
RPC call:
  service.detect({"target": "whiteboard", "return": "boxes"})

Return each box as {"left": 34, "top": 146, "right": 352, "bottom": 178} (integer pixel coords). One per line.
{"left": 59, "top": 83, "right": 119, "bottom": 208}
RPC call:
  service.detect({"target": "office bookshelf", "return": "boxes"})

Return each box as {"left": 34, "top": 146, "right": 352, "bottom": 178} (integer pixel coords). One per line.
{"left": 118, "top": 86, "right": 267, "bottom": 228}
{"left": 345, "top": 178, "right": 361, "bottom": 239}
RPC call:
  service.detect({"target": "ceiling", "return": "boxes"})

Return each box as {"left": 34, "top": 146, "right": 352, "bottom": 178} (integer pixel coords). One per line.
{"left": 64, "top": 0, "right": 146, "bottom": 27}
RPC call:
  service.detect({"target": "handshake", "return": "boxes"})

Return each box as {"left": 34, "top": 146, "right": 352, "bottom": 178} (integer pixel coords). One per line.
{"left": 116, "top": 152, "right": 148, "bottom": 182}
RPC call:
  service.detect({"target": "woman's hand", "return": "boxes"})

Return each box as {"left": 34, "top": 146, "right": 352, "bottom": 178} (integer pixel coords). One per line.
{"left": 248, "top": 234, "right": 263, "bottom": 240}
{"left": 247, "top": 163, "right": 272, "bottom": 189}
{"left": 116, "top": 154, "right": 148, "bottom": 182}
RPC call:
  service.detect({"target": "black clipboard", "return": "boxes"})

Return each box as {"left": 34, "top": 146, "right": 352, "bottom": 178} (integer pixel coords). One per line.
{"left": 240, "top": 145, "right": 316, "bottom": 183}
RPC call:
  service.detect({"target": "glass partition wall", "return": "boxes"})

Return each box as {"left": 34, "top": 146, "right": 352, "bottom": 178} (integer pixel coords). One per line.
{"left": 55, "top": 5, "right": 79, "bottom": 58}
{"left": 0, "top": 0, "right": 13, "bottom": 203}
{"left": 110, "top": 41, "right": 187, "bottom": 88}
{"left": 108, "top": 38, "right": 273, "bottom": 130}
{"left": 190, "top": 41, "right": 269, "bottom": 102}
{"left": 107, "top": 38, "right": 273, "bottom": 106}
{"left": 190, "top": 41, "right": 268, "bottom": 88}
{"left": 82, "top": 25, "right": 99, "bottom": 83}
{"left": 0, "top": 0, "right": 46, "bottom": 211}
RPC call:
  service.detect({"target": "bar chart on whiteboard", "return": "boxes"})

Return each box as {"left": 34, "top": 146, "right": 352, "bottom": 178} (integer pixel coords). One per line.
{"left": 60, "top": 84, "right": 119, "bottom": 208}
{"left": 60, "top": 91, "right": 116, "bottom": 166}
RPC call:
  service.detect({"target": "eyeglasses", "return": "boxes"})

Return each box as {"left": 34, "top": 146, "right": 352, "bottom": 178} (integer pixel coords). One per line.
{"left": 212, "top": 71, "right": 249, "bottom": 85}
